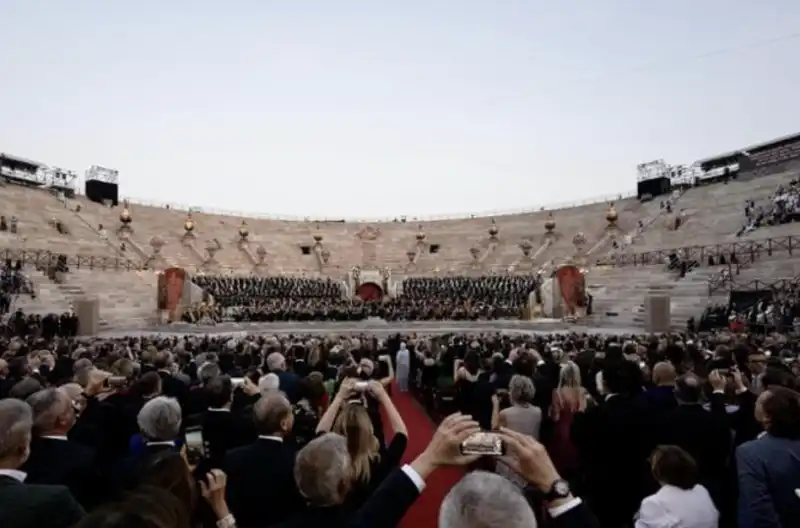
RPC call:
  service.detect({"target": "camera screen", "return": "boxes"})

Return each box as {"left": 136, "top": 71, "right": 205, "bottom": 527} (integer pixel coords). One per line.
{"left": 460, "top": 432, "right": 505, "bottom": 456}
{"left": 185, "top": 427, "right": 205, "bottom": 458}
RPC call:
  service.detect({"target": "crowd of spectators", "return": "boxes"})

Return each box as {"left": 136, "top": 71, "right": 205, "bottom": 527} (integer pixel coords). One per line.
{"left": 0, "top": 310, "right": 799, "bottom": 527}
{"left": 737, "top": 178, "right": 800, "bottom": 237}
{"left": 692, "top": 285, "right": 800, "bottom": 336}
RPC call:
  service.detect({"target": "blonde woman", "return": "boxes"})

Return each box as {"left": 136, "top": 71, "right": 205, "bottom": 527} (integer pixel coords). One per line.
{"left": 492, "top": 375, "right": 542, "bottom": 488}
{"left": 548, "top": 360, "right": 588, "bottom": 482}
{"left": 315, "top": 379, "right": 408, "bottom": 511}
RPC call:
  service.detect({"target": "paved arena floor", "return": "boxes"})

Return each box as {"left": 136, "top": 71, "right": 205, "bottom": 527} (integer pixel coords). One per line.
{"left": 99, "top": 319, "right": 640, "bottom": 338}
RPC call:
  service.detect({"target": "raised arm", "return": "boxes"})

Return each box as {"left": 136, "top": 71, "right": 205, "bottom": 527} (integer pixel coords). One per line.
{"left": 316, "top": 379, "right": 354, "bottom": 433}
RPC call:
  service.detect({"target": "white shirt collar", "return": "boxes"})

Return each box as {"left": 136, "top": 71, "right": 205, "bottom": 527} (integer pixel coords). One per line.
{"left": 258, "top": 435, "right": 283, "bottom": 443}
{"left": 207, "top": 408, "right": 230, "bottom": 412}
{"left": 146, "top": 440, "right": 175, "bottom": 447}
{"left": 0, "top": 469, "right": 26, "bottom": 482}
{"left": 40, "top": 435, "right": 69, "bottom": 441}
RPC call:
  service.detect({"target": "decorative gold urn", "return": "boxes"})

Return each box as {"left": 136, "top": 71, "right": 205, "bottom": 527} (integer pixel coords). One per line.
{"left": 519, "top": 239, "right": 533, "bottom": 256}
{"left": 313, "top": 223, "right": 323, "bottom": 243}
{"left": 184, "top": 213, "right": 195, "bottom": 233}
{"left": 488, "top": 218, "right": 499, "bottom": 238}
{"left": 470, "top": 246, "right": 481, "bottom": 260}
{"left": 238, "top": 220, "right": 249, "bottom": 241}
{"left": 119, "top": 205, "right": 132, "bottom": 225}
{"left": 415, "top": 224, "right": 426, "bottom": 242}
{"left": 544, "top": 213, "right": 556, "bottom": 233}
{"left": 606, "top": 204, "right": 618, "bottom": 225}
{"left": 406, "top": 250, "right": 416, "bottom": 262}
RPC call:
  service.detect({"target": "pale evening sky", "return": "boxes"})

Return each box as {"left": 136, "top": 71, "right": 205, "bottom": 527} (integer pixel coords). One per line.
{"left": 1, "top": 1, "right": 799, "bottom": 220}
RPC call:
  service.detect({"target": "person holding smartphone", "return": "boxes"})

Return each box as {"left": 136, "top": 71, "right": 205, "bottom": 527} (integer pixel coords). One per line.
{"left": 316, "top": 379, "right": 408, "bottom": 513}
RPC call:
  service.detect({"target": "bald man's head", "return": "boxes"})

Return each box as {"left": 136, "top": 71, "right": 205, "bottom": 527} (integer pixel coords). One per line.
{"left": 652, "top": 362, "right": 677, "bottom": 386}
{"left": 675, "top": 373, "right": 702, "bottom": 404}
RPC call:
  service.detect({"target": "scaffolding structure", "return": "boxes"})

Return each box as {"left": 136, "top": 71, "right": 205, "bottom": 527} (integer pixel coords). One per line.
{"left": 85, "top": 165, "right": 119, "bottom": 184}
{"left": 42, "top": 166, "right": 78, "bottom": 190}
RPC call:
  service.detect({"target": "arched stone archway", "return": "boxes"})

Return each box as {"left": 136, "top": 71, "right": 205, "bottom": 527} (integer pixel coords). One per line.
{"left": 356, "top": 282, "right": 383, "bottom": 301}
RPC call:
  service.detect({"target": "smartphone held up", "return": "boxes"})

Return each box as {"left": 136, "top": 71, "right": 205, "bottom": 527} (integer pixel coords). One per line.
{"left": 459, "top": 432, "right": 506, "bottom": 456}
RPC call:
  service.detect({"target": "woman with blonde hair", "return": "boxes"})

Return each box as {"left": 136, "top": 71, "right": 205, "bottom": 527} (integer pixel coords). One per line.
{"left": 492, "top": 375, "right": 542, "bottom": 488}
{"left": 315, "top": 378, "right": 407, "bottom": 511}
{"left": 548, "top": 360, "right": 589, "bottom": 484}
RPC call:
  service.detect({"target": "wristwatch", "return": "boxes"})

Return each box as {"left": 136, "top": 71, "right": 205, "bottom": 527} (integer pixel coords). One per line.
{"left": 543, "top": 479, "right": 571, "bottom": 501}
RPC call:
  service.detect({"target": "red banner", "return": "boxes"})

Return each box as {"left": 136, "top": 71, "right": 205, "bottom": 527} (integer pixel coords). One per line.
{"left": 555, "top": 265, "right": 585, "bottom": 316}
{"left": 163, "top": 267, "right": 186, "bottom": 320}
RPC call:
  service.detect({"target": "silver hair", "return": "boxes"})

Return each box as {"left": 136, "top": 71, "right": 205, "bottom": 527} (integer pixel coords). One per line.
{"left": 294, "top": 433, "right": 351, "bottom": 506}
{"left": 137, "top": 396, "right": 182, "bottom": 441}
{"left": 0, "top": 399, "right": 33, "bottom": 460}
{"left": 509, "top": 375, "right": 535, "bottom": 405}
{"left": 197, "top": 361, "right": 221, "bottom": 384}
{"left": 266, "top": 352, "right": 285, "bottom": 372}
{"left": 439, "top": 471, "right": 537, "bottom": 528}
{"left": 258, "top": 373, "right": 280, "bottom": 394}
{"left": 25, "top": 388, "right": 69, "bottom": 434}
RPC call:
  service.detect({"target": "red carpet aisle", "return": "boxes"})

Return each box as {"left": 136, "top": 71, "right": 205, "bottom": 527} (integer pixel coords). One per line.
{"left": 382, "top": 384, "right": 464, "bottom": 528}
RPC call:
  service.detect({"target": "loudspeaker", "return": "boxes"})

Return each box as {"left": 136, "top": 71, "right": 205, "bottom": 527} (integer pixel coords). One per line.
{"left": 644, "top": 295, "right": 671, "bottom": 333}
{"left": 637, "top": 176, "right": 671, "bottom": 199}
{"left": 85, "top": 179, "right": 119, "bottom": 207}
{"left": 75, "top": 297, "right": 100, "bottom": 336}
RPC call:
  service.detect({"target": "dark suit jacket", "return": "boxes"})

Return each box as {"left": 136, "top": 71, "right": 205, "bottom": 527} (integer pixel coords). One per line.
{"left": 158, "top": 371, "right": 190, "bottom": 409}
{"left": 112, "top": 442, "right": 178, "bottom": 496}
{"left": 271, "top": 466, "right": 421, "bottom": 528}
{"left": 224, "top": 438, "right": 304, "bottom": 528}
{"left": 0, "top": 474, "right": 85, "bottom": 528}
{"left": 710, "top": 390, "right": 760, "bottom": 446}
{"left": 201, "top": 408, "right": 256, "bottom": 468}
{"left": 572, "top": 393, "right": 653, "bottom": 527}
{"left": 657, "top": 404, "right": 732, "bottom": 489}
{"left": 276, "top": 371, "right": 302, "bottom": 403}
{"left": 21, "top": 437, "right": 103, "bottom": 509}
{"left": 737, "top": 434, "right": 800, "bottom": 528}
{"left": 273, "top": 465, "right": 600, "bottom": 528}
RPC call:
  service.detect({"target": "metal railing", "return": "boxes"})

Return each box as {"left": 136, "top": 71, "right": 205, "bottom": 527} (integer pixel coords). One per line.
{"left": 598, "top": 235, "right": 797, "bottom": 269}
{"left": 725, "top": 275, "right": 800, "bottom": 293}
{"left": 0, "top": 248, "right": 140, "bottom": 271}
{"left": 706, "top": 236, "right": 798, "bottom": 296}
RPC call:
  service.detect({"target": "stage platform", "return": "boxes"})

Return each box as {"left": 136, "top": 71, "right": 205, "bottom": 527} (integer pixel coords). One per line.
{"left": 98, "top": 318, "right": 641, "bottom": 338}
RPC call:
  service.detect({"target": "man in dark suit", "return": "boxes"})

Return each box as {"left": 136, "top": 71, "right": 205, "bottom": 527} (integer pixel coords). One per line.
{"left": 572, "top": 360, "right": 653, "bottom": 528}
{"left": 224, "top": 392, "right": 304, "bottom": 528}
{"left": 657, "top": 373, "right": 732, "bottom": 516}
{"left": 266, "top": 352, "right": 301, "bottom": 403}
{"left": 0, "top": 398, "right": 85, "bottom": 528}
{"left": 643, "top": 361, "right": 678, "bottom": 416}
{"left": 737, "top": 386, "right": 800, "bottom": 528}
{"left": 201, "top": 376, "right": 256, "bottom": 467}
{"left": 21, "top": 388, "right": 102, "bottom": 510}
{"left": 112, "top": 395, "right": 183, "bottom": 495}
{"left": 154, "top": 350, "right": 189, "bottom": 410}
